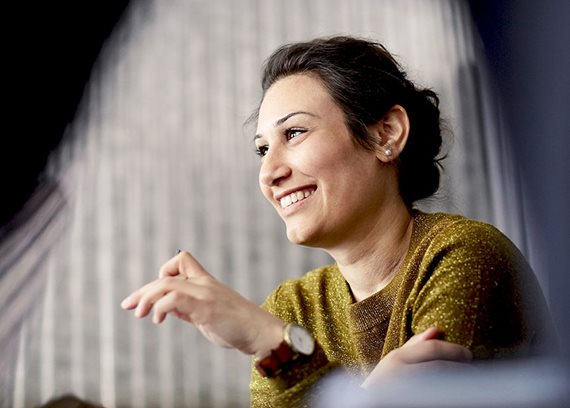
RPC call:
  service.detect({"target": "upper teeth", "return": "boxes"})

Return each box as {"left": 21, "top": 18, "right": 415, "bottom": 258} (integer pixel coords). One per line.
{"left": 280, "top": 189, "right": 314, "bottom": 208}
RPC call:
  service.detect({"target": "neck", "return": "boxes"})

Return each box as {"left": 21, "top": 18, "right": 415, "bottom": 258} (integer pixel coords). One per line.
{"left": 327, "top": 203, "right": 414, "bottom": 302}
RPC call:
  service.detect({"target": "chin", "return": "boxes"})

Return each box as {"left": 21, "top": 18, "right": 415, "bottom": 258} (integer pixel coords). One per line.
{"left": 286, "top": 225, "right": 319, "bottom": 247}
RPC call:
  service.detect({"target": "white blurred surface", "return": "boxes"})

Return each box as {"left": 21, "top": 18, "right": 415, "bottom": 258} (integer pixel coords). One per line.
{"left": 316, "top": 358, "right": 570, "bottom": 408}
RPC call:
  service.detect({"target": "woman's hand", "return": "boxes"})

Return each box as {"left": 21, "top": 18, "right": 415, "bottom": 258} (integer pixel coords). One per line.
{"left": 361, "top": 327, "right": 473, "bottom": 389}
{"left": 120, "top": 251, "right": 284, "bottom": 356}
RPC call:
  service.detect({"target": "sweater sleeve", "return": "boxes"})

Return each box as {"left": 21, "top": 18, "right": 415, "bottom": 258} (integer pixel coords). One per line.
{"left": 409, "top": 220, "right": 548, "bottom": 359}
{"left": 249, "top": 284, "right": 342, "bottom": 408}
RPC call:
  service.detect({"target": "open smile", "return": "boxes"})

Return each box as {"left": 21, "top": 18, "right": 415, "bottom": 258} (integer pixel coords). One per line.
{"left": 277, "top": 187, "right": 317, "bottom": 209}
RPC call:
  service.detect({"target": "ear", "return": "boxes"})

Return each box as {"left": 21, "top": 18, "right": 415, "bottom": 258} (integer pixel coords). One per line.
{"left": 369, "top": 105, "right": 410, "bottom": 163}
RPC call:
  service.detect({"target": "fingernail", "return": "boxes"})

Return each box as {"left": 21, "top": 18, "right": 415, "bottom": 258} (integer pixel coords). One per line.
{"left": 121, "top": 297, "right": 132, "bottom": 309}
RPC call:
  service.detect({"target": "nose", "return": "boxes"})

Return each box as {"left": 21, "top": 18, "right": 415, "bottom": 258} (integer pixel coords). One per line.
{"left": 259, "top": 146, "right": 292, "bottom": 187}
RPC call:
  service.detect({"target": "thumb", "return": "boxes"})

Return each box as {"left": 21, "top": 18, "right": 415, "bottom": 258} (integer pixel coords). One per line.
{"left": 159, "top": 250, "right": 210, "bottom": 279}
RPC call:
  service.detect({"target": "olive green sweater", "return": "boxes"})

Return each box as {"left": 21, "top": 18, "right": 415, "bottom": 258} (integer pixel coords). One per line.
{"left": 250, "top": 211, "right": 554, "bottom": 407}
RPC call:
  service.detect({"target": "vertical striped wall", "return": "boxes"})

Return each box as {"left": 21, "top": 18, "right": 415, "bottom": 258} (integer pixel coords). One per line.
{"left": 4, "top": 1, "right": 527, "bottom": 407}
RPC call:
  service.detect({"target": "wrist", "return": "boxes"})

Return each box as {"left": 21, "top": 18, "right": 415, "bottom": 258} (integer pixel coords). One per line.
{"left": 254, "top": 322, "right": 315, "bottom": 378}
{"left": 254, "top": 316, "right": 285, "bottom": 358}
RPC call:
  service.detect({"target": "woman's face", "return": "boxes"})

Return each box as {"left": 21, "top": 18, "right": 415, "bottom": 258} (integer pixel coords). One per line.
{"left": 255, "top": 74, "right": 391, "bottom": 248}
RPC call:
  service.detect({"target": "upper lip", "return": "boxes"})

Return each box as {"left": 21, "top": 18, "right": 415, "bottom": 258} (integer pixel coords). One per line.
{"left": 274, "top": 185, "right": 317, "bottom": 201}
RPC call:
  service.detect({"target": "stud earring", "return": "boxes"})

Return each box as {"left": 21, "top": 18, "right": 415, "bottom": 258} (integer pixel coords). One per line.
{"left": 384, "top": 147, "right": 392, "bottom": 156}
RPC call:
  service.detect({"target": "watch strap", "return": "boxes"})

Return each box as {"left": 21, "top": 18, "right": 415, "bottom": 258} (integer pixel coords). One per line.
{"left": 255, "top": 339, "right": 296, "bottom": 378}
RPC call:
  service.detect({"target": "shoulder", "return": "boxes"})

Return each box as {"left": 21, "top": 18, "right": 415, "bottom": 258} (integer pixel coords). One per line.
{"left": 408, "top": 212, "right": 537, "bottom": 303}
{"left": 407, "top": 211, "right": 536, "bottom": 301}
{"left": 415, "top": 211, "right": 525, "bottom": 264}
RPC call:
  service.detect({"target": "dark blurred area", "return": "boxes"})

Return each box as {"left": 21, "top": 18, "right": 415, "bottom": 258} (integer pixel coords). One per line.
{"left": 1, "top": 1, "right": 130, "bottom": 231}
{"left": 468, "top": 0, "right": 570, "bottom": 359}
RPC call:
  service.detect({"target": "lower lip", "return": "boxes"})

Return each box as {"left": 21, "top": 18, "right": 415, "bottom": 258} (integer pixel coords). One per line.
{"left": 279, "top": 193, "right": 314, "bottom": 217}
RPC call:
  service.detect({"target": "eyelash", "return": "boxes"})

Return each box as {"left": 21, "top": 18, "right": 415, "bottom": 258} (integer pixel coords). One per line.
{"left": 255, "top": 146, "right": 268, "bottom": 157}
{"left": 285, "top": 128, "right": 305, "bottom": 140}
{"left": 254, "top": 128, "right": 306, "bottom": 158}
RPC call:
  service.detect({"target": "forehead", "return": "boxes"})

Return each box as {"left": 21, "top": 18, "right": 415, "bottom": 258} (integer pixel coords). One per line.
{"left": 256, "top": 74, "right": 339, "bottom": 131}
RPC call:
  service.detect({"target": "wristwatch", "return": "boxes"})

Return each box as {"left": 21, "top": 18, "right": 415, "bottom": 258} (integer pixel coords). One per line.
{"left": 255, "top": 323, "right": 315, "bottom": 378}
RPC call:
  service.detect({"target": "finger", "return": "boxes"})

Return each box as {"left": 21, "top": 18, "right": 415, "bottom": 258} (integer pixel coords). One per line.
{"left": 404, "top": 327, "right": 442, "bottom": 347}
{"left": 121, "top": 294, "right": 138, "bottom": 310}
{"left": 121, "top": 279, "right": 160, "bottom": 310}
{"left": 121, "top": 276, "right": 172, "bottom": 310}
{"left": 157, "top": 249, "right": 183, "bottom": 278}
{"left": 158, "top": 253, "right": 183, "bottom": 278}
{"left": 132, "top": 278, "right": 185, "bottom": 318}
{"left": 400, "top": 340, "right": 472, "bottom": 364}
{"left": 159, "top": 250, "right": 210, "bottom": 280}
{"left": 152, "top": 290, "right": 196, "bottom": 324}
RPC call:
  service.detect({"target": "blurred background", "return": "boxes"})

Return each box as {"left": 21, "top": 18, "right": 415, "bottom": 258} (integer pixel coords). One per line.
{"left": 1, "top": 0, "right": 568, "bottom": 407}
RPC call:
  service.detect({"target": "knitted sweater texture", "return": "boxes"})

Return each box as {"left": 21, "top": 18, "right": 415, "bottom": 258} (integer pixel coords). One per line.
{"left": 249, "top": 211, "right": 553, "bottom": 407}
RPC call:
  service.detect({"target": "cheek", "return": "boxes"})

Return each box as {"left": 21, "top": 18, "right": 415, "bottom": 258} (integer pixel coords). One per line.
{"left": 309, "top": 147, "right": 353, "bottom": 181}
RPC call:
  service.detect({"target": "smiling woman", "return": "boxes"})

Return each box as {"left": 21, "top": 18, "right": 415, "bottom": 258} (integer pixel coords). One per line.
{"left": 121, "top": 36, "right": 556, "bottom": 407}
{"left": 256, "top": 74, "right": 395, "bottom": 249}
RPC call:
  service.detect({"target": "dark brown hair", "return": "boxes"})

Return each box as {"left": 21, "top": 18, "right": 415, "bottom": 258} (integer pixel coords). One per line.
{"left": 259, "top": 36, "right": 444, "bottom": 206}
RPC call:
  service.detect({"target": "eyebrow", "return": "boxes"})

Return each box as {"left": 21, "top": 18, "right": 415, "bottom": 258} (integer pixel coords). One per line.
{"left": 253, "top": 111, "right": 318, "bottom": 141}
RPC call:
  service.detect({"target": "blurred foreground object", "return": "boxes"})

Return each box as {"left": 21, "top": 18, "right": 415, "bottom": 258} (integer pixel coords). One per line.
{"left": 39, "top": 394, "right": 103, "bottom": 408}
{"left": 316, "top": 358, "right": 570, "bottom": 408}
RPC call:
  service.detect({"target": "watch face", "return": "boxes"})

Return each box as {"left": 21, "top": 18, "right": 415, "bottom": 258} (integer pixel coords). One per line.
{"left": 289, "top": 324, "right": 315, "bottom": 355}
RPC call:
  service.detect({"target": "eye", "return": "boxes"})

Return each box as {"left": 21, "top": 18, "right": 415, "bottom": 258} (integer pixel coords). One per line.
{"left": 285, "top": 128, "right": 306, "bottom": 140}
{"left": 255, "top": 145, "right": 268, "bottom": 158}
